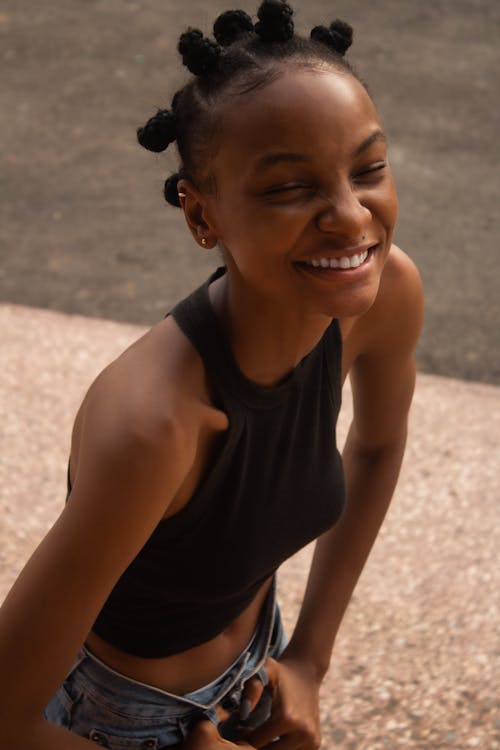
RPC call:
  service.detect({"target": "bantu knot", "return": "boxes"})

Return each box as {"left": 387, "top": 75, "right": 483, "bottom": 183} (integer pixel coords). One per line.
{"left": 171, "top": 89, "right": 182, "bottom": 112}
{"left": 178, "top": 28, "right": 222, "bottom": 76}
{"left": 164, "top": 173, "right": 181, "bottom": 207}
{"left": 255, "top": 0, "right": 294, "bottom": 42}
{"left": 136, "top": 109, "right": 177, "bottom": 153}
{"left": 213, "top": 10, "right": 254, "bottom": 46}
{"left": 310, "top": 19, "right": 353, "bottom": 57}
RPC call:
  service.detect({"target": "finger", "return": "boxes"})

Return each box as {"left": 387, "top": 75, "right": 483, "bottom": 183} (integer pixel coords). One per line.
{"left": 185, "top": 714, "right": 259, "bottom": 750}
{"left": 262, "top": 656, "right": 279, "bottom": 685}
{"left": 183, "top": 718, "right": 221, "bottom": 749}
{"left": 215, "top": 704, "right": 232, "bottom": 723}
{"left": 240, "top": 675, "right": 265, "bottom": 719}
{"left": 242, "top": 654, "right": 283, "bottom": 720}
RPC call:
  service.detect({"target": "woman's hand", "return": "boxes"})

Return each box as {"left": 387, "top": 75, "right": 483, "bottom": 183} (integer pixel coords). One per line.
{"left": 240, "top": 656, "right": 322, "bottom": 750}
{"left": 183, "top": 707, "right": 257, "bottom": 750}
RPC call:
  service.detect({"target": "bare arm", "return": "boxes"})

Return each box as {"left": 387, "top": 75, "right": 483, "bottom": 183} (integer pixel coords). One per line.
{"left": 0, "top": 374, "right": 198, "bottom": 749}
{"left": 284, "top": 251, "right": 424, "bottom": 676}
{"left": 284, "top": 372, "right": 414, "bottom": 679}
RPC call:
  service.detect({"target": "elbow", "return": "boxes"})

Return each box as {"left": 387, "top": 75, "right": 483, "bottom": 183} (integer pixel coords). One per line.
{"left": 345, "top": 422, "right": 408, "bottom": 462}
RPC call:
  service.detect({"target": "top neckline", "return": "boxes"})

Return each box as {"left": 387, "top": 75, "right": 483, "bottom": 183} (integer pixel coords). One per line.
{"left": 190, "top": 267, "right": 339, "bottom": 410}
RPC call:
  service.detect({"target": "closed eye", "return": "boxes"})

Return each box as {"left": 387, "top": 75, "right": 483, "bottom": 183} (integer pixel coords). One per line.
{"left": 266, "top": 182, "right": 313, "bottom": 193}
{"left": 354, "top": 163, "right": 387, "bottom": 180}
{"left": 262, "top": 182, "right": 315, "bottom": 203}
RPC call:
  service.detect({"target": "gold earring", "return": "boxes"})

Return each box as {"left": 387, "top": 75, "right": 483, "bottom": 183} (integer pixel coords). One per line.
{"left": 201, "top": 238, "right": 208, "bottom": 247}
{"left": 178, "top": 191, "right": 187, "bottom": 198}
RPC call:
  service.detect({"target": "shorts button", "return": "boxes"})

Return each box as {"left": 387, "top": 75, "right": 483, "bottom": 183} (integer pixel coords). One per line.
{"left": 145, "top": 741, "right": 156, "bottom": 749}
{"left": 89, "top": 730, "right": 104, "bottom": 743}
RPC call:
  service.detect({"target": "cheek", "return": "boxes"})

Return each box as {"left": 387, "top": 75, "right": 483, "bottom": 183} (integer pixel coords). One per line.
{"left": 370, "top": 181, "right": 399, "bottom": 232}
{"left": 382, "top": 173, "right": 399, "bottom": 222}
{"left": 215, "top": 198, "right": 304, "bottom": 251}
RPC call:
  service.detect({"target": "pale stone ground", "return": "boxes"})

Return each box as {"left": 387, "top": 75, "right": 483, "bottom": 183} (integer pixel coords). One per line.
{"left": 1, "top": 304, "right": 499, "bottom": 749}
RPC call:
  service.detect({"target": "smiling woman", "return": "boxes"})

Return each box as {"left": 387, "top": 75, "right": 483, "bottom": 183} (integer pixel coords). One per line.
{"left": 187, "top": 69, "right": 398, "bottom": 326}
{"left": 0, "top": 2, "right": 423, "bottom": 750}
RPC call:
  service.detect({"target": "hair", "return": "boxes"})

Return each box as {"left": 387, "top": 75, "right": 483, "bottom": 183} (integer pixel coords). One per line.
{"left": 137, "top": 0, "right": 359, "bottom": 207}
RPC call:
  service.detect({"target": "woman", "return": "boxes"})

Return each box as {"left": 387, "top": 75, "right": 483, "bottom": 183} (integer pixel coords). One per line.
{"left": 0, "top": 2, "right": 423, "bottom": 748}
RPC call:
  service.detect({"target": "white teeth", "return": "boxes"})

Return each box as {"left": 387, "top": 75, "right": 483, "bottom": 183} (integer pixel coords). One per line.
{"left": 305, "top": 249, "right": 369, "bottom": 270}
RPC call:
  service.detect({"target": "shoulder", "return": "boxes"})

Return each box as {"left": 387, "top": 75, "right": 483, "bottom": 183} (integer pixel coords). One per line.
{"left": 72, "top": 315, "right": 228, "bottom": 484}
{"left": 342, "top": 246, "right": 424, "bottom": 447}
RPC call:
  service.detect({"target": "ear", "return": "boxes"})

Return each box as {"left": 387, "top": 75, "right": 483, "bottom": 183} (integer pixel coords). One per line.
{"left": 177, "top": 178, "right": 218, "bottom": 249}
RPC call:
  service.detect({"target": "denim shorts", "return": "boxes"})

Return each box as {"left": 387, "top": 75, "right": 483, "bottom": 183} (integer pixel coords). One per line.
{"left": 44, "top": 583, "right": 287, "bottom": 749}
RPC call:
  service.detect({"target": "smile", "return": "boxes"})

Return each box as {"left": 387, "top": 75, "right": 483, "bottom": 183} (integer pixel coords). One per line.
{"left": 302, "top": 249, "right": 370, "bottom": 270}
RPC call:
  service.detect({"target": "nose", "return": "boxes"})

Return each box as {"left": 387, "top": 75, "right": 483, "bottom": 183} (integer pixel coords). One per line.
{"left": 315, "top": 181, "right": 371, "bottom": 238}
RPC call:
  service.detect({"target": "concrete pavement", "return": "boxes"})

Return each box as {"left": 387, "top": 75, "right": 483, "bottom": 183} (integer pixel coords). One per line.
{"left": 1, "top": 303, "right": 498, "bottom": 748}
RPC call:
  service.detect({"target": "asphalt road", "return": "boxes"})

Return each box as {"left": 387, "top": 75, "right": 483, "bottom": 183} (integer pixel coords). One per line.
{"left": 1, "top": 0, "right": 499, "bottom": 383}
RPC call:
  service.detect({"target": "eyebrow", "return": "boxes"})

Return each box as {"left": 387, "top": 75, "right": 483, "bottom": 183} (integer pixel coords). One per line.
{"left": 354, "top": 129, "right": 386, "bottom": 156}
{"left": 254, "top": 130, "right": 387, "bottom": 173}
{"left": 255, "top": 152, "right": 312, "bottom": 171}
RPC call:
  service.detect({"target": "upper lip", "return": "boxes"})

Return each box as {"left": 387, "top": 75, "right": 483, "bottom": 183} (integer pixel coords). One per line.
{"left": 298, "top": 241, "right": 377, "bottom": 262}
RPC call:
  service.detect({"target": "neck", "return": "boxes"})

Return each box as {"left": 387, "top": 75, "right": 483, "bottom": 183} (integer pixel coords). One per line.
{"left": 209, "top": 271, "right": 333, "bottom": 387}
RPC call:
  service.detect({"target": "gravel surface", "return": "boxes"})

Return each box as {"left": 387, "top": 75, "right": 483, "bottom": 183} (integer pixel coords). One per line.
{"left": 1, "top": 303, "right": 499, "bottom": 749}
{"left": 1, "top": 0, "right": 500, "bottom": 384}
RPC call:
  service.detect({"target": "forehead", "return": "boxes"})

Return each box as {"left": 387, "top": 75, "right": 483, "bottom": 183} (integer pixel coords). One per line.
{"left": 211, "top": 68, "right": 382, "bottom": 176}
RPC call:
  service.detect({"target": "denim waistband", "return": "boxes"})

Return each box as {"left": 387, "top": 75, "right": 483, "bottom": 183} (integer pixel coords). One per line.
{"left": 68, "top": 579, "right": 277, "bottom": 721}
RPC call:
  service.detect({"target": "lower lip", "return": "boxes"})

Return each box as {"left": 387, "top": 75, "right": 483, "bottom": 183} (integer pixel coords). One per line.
{"left": 296, "top": 247, "right": 377, "bottom": 280}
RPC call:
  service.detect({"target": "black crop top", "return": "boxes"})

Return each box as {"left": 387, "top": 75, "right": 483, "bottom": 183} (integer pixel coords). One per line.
{"left": 90, "top": 268, "right": 346, "bottom": 657}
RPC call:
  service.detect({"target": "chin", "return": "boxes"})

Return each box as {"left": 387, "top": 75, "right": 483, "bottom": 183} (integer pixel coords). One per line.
{"left": 318, "top": 283, "right": 381, "bottom": 320}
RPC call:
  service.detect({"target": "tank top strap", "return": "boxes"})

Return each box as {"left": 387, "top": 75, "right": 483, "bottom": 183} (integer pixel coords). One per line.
{"left": 169, "top": 266, "right": 230, "bottom": 378}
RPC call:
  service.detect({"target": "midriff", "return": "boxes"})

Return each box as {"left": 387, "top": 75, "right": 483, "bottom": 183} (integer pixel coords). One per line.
{"left": 84, "top": 577, "right": 273, "bottom": 695}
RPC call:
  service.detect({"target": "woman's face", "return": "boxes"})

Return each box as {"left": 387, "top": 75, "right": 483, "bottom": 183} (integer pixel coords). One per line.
{"left": 202, "top": 67, "right": 399, "bottom": 319}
